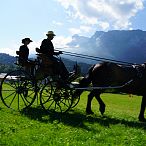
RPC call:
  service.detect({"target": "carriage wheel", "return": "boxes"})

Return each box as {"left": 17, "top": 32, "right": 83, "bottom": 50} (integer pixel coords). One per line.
{"left": 40, "top": 81, "right": 73, "bottom": 113}
{"left": 0, "top": 70, "right": 37, "bottom": 111}
{"left": 70, "top": 89, "right": 80, "bottom": 108}
{"left": 34, "top": 77, "right": 50, "bottom": 106}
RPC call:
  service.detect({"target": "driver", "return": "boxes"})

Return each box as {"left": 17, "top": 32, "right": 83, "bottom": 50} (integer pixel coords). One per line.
{"left": 36, "top": 31, "right": 70, "bottom": 81}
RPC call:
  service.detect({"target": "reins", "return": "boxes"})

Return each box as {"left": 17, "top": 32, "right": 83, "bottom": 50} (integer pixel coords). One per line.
{"left": 55, "top": 49, "right": 136, "bottom": 66}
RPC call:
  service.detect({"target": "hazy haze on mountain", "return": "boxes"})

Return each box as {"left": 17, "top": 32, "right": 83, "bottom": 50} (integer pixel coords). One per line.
{"left": 64, "top": 30, "right": 146, "bottom": 64}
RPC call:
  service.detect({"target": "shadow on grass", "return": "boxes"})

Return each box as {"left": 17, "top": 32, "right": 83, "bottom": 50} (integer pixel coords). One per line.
{"left": 20, "top": 107, "right": 146, "bottom": 131}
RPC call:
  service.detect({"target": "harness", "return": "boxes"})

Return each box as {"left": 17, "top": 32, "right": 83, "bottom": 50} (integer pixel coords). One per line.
{"left": 132, "top": 64, "right": 146, "bottom": 78}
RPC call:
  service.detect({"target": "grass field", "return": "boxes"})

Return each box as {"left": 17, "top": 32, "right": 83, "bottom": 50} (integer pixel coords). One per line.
{"left": 0, "top": 92, "right": 146, "bottom": 146}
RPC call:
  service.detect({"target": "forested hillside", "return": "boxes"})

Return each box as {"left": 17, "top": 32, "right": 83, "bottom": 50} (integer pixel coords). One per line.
{"left": 0, "top": 53, "right": 16, "bottom": 73}
{"left": 0, "top": 53, "right": 91, "bottom": 74}
{"left": 0, "top": 53, "right": 15, "bottom": 64}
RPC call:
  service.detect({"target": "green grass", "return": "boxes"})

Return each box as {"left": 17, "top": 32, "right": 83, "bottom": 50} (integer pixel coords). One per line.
{"left": 0, "top": 92, "right": 146, "bottom": 146}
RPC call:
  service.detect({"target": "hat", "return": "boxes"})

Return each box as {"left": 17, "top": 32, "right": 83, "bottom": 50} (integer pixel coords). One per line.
{"left": 46, "top": 31, "right": 56, "bottom": 36}
{"left": 22, "top": 38, "right": 33, "bottom": 43}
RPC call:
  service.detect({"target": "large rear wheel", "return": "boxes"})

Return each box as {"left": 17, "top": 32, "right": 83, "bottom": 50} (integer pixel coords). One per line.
{"left": 0, "top": 70, "right": 37, "bottom": 111}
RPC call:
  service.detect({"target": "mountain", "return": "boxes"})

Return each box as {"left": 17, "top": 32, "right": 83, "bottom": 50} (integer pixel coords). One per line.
{"left": 0, "top": 53, "right": 15, "bottom": 64}
{"left": 67, "top": 30, "right": 146, "bottom": 64}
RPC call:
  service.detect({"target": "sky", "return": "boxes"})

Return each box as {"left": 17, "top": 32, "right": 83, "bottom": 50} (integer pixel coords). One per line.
{"left": 0, "top": 0, "right": 146, "bottom": 56}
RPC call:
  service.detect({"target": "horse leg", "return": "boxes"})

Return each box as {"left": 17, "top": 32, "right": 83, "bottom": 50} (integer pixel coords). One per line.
{"left": 94, "top": 91, "right": 105, "bottom": 115}
{"left": 86, "top": 90, "right": 95, "bottom": 114}
{"left": 138, "top": 95, "right": 146, "bottom": 122}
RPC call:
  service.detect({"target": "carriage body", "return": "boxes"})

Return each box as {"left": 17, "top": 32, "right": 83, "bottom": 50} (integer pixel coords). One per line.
{"left": 0, "top": 53, "right": 80, "bottom": 113}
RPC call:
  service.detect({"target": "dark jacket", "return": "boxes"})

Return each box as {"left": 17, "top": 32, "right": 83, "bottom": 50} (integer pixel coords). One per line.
{"left": 40, "top": 39, "right": 54, "bottom": 56}
{"left": 19, "top": 45, "right": 29, "bottom": 61}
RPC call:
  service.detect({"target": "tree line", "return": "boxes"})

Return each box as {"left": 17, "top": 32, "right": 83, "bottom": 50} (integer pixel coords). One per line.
{"left": 0, "top": 64, "right": 17, "bottom": 73}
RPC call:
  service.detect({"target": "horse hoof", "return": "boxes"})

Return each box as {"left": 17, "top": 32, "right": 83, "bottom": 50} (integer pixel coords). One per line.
{"left": 139, "top": 117, "right": 146, "bottom": 122}
{"left": 86, "top": 110, "right": 94, "bottom": 115}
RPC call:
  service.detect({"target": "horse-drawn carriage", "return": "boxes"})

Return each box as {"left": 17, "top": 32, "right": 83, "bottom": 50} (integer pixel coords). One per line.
{"left": 1, "top": 51, "right": 146, "bottom": 122}
{"left": 0, "top": 52, "right": 80, "bottom": 113}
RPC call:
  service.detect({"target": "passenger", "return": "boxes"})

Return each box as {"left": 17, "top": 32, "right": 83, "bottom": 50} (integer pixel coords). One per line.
{"left": 16, "top": 38, "right": 34, "bottom": 74}
{"left": 36, "top": 31, "right": 70, "bottom": 81}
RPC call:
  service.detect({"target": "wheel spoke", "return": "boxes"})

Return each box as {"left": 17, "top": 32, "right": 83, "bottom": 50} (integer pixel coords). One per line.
{"left": 2, "top": 89, "right": 17, "bottom": 92}
{"left": 60, "top": 99, "right": 70, "bottom": 107}
{"left": 5, "top": 81, "right": 17, "bottom": 89}
{"left": 56, "top": 102, "right": 62, "bottom": 112}
{"left": 3, "top": 91, "right": 16, "bottom": 100}
{"left": 20, "top": 94, "right": 28, "bottom": 107}
{"left": 48, "top": 100, "right": 55, "bottom": 110}
{"left": 9, "top": 93, "right": 17, "bottom": 108}
{"left": 42, "top": 96, "right": 54, "bottom": 104}
{"left": 18, "top": 93, "right": 20, "bottom": 110}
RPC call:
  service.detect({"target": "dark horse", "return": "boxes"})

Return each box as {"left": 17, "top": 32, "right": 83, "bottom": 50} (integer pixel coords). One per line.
{"left": 76, "top": 61, "right": 146, "bottom": 122}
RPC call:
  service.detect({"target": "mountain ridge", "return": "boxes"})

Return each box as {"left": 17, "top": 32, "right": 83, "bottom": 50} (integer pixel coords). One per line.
{"left": 67, "top": 29, "right": 146, "bottom": 64}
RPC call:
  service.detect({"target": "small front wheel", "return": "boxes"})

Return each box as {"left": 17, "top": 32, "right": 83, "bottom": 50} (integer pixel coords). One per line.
{"left": 40, "top": 81, "right": 72, "bottom": 113}
{"left": 70, "top": 89, "right": 80, "bottom": 108}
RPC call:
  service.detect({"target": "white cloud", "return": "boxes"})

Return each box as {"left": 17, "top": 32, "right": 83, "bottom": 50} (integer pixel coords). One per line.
{"left": 99, "top": 21, "right": 110, "bottom": 30}
{"left": 52, "top": 20, "right": 63, "bottom": 26}
{"left": 80, "top": 25, "right": 93, "bottom": 33}
{"left": 57, "top": 0, "right": 144, "bottom": 29}
{"left": 69, "top": 25, "right": 93, "bottom": 35}
{"left": 53, "top": 35, "right": 72, "bottom": 49}
{"left": 69, "top": 28, "right": 81, "bottom": 35}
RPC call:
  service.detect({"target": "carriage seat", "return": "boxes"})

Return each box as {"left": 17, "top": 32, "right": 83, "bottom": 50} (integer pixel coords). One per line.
{"left": 36, "top": 53, "right": 54, "bottom": 66}
{"left": 15, "top": 51, "right": 23, "bottom": 66}
{"left": 15, "top": 51, "right": 36, "bottom": 67}
{"left": 36, "top": 47, "right": 56, "bottom": 65}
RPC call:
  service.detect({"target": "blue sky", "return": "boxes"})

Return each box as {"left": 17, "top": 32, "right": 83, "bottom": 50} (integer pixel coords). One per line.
{"left": 0, "top": 0, "right": 146, "bottom": 56}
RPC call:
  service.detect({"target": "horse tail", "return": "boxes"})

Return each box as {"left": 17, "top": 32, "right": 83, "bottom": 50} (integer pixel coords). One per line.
{"left": 74, "top": 65, "right": 94, "bottom": 97}
{"left": 80, "top": 65, "right": 94, "bottom": 85}
{"left": 87, "top": 64, "right": 95, "bottom": 80}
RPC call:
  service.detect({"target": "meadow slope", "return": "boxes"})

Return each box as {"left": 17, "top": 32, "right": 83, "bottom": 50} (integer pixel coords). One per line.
{"left": 0, "top": 92, "right": 146, "bottom": 146}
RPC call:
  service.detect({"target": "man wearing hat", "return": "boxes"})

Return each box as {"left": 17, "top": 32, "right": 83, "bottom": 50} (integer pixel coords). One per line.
{"left": 37, "top": 31, "right": 69, "bottom": 81}
{"left": 39, "top": 31, "right": 59, "bottom": 56}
